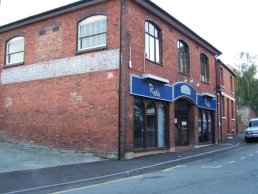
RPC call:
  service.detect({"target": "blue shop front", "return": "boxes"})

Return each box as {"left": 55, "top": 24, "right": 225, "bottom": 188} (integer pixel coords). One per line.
{"left": 130, "top": 74, "right": 217, "bottom": 153}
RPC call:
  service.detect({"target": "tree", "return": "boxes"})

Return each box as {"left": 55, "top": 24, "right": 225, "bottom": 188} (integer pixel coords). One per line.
{"left": 234, "top": 52, "right": 258, "bottom": 113}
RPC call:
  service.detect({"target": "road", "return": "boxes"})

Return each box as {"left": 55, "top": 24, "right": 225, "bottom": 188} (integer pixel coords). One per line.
{"left": 53, "top": 142, "right": 258, "bottom": 194}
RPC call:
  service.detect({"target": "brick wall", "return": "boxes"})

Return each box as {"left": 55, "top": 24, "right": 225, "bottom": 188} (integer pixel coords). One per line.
{"left": 0, "top": 0, "right": 120, "bottom": 157}
{"left": 121, "top": 0, "right": 218, "bottom": 152}
{"left": 218, "top": 64, "right": 237, "bottom": 140}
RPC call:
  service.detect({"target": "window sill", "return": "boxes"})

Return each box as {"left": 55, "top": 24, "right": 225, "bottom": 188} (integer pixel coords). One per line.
{"left": 201, "top": 81, "right": 210, "bottom": 85}
{"left": 178, "top": 71, "right": 190, "bottom": 77}
{"left": 145, "top": 58, "right": 163, "bottom": 66}
{"left": 221, "top": 117, "right": 226, "bottom": 120}
{"left": 232, "top": 119, "right": 235, "bottom": 121}
{"left": 4, "top": 62, "right": 24, "bottom": 68}
{"left": 75, "top": 45, "right": 107, "bottom": 55}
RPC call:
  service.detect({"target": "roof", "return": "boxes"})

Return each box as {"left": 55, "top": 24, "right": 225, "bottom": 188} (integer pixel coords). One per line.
{"left": 0, "top": 0, "right": 222, "bottom": 56}
{"left": 217, "top": 59, "right": 237, "bottom": 77}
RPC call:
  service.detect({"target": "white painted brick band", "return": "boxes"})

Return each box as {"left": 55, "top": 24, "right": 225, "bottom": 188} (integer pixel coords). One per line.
{"left": 1, "top": 49, "right": 119, "bottom": 84}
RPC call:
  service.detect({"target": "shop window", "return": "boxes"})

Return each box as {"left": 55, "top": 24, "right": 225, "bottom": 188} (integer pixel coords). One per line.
{"left": 6, "top": 36, "right": 25, "bottom": 65}
{"left": 158, "top": 103, "right": 166, "bottom": 147}
{"left": 78, "top": 15, "right": 107, "bottom": 51}
{"left": 198, "top": 110, "right": 212, "bottom": 143}
{"left": 134, "top": 98, "right": 144, "bottom": 149}
{"left": 200, "top": 53, "right": 209, "bottom": 83}
{"left": 178, "top": 40, "right": 189, "bottom": 75}
{"left": 146, "top": 101, "right": 156, "bottom": 147}
{"left": 133, "top": 98, "right": 167, "bottom": 150}
{"left": 145, "top": 21, "right": 162, "bottom": 64}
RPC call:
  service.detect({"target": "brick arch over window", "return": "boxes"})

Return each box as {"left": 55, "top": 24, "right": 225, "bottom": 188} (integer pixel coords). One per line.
{"left": 177, "top": 40, "right": 190, "bottom": 75}
{"left": 77, "top": 9, "right": 108, "bottom": 22}
{"left": 145, "top": 20, "right": 162, "bottom": 64}
{"left": 200, "top": 53, "right": 209, "bottom": 83}
{"left": 6, "top": 32, "right": 26, "bottom": 41}
{"left": 77, "top": 15, "right": 107, "bottom": 51}
{"left": 5, "top": 36, "right": 25, "bottom": 65}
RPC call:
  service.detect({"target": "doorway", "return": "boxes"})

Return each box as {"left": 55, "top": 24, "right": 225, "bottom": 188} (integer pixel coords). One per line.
{"left": 174, "top": 100, "right": 190, "bottom": 146}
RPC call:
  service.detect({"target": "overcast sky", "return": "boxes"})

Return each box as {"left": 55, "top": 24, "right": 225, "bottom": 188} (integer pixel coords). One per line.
{"left": 0, "top": 0, "right": 257, "bottom": 66}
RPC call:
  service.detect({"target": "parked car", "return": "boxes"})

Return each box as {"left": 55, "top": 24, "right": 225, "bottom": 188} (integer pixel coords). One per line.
{"left": 245, "top": 118, "right": 258, "bottom": 142}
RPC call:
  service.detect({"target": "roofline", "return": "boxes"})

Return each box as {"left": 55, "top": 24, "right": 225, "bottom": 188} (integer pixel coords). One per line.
{"left": 0, "top": 0, "right": 222, "bottom": 56}
{"left": 134, "top": 0, "right": 222, "bottom": 56}
{"left": 217, "top": 59, "right": 237, "bottom": 77}
{"left": 0, "top": 0, "right": 106, "bottom": 33}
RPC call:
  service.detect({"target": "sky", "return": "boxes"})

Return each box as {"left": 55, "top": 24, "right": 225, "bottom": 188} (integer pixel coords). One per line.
{"left": 0, "top": 0, "right": 258, "bottom": 66}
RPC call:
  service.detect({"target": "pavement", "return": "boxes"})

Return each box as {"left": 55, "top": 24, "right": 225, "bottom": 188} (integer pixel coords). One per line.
{"left": 0, "top": 132, "right": 245, "bottom": 194}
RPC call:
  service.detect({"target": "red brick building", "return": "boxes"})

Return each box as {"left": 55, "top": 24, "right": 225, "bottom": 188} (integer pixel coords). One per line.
{"left": 0, "top": 0, "right": 223, "bottom": 159}
{"left": 216, "top": 60, "right": 237, "bottom": 141}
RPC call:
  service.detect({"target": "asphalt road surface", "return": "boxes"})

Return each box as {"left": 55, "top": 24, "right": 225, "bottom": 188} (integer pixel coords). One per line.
{"left": 54, "top": 142, "right": 258, "bottom": 194}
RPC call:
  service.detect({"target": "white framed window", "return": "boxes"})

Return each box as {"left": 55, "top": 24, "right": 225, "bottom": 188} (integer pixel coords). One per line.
{"left": 200, "top": 53, "right": 209, "bottom": 83}
{"left": 145, "top": 21, "right": 161, "bottom": 64}
{"left": 177, "top": 40, "right": 189, "bottom": 75}
{"left": 78, "top": 15, "right": 107, "bottom": 51}
{"left": 6, "top": 36, "right": 25, "bottom": 65}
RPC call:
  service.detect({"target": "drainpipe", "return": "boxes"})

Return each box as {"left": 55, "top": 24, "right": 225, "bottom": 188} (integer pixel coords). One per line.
{"left": 118, "top": 0, "right": 129, "bottom": 160}
{"left": 118, "top": 0, "right": 123, "bottom": 160}
{"left": 215, "top": 59, "right": 219, "bottom": 143}
{"left": 216, "top": 59, "right": 222, "bottom": 143}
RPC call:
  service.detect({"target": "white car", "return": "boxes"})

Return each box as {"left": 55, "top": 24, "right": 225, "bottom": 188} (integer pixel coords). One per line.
{"left": 245, "top": 118, "right": 258, "bottom": 142}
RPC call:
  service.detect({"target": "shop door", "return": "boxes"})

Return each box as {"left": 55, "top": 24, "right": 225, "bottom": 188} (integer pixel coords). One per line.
{"left": 175, "top": 111, "right": 188, "bottom": 145}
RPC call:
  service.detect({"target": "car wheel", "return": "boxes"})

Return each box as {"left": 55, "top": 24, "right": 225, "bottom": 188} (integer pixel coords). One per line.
{"left": 245, "top": 138, "right": 250, "bottom": 143}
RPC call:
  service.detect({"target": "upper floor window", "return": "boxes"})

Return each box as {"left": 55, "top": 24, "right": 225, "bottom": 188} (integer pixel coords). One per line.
{"left": 145, "top": 21, "right": 161, "bottom": 64}
{"left": 177, "top": 40, "right": 189, "bottom": 75}
{"left": 78, "top": 15, "right": 107, "bottom": 51}
{"left": 230, "top": 76, "right": 234, "bottom": 92}
{"left": 200, "top": 53, "right": 209, "bottom": 83}
{"left": 221, "top": 96, "right": 225, "bottom": 117}
{"left": 220, "top": 67, "right": 224, "bottom": 86}
{"left": 6, "top": 36, "right": 25, "bottom": 65}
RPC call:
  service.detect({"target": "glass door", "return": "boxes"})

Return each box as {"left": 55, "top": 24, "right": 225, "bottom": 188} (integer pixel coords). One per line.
{"left": 175, "top": 111, "right": 188, "bottom": 146}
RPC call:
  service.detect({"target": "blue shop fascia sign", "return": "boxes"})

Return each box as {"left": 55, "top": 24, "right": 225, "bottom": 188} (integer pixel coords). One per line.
{"left": 130, "top": 75, "right": 173, "bottom": 101}
{"left": 130, "top": 75, "right": 216, "bottom": 110}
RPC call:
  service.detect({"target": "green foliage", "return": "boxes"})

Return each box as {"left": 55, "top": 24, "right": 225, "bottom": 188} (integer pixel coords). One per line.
{"left": 234, "top": 52, "right": 258, "bottom": 113}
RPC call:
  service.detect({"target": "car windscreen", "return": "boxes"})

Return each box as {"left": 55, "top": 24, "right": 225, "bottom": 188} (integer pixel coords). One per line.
{"left": 249, "top": 120, "right": 258, "bottom": 127}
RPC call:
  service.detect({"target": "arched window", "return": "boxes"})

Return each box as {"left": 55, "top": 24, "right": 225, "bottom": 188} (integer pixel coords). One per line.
{"left": 145, "top": 21, "right": 161, "bottom": 64}
{"left": 78, "top": 15, "right": 107, "bottom": 51}
{"left": 200, "top": 53, "right": 209, "bottom": 83}
{"left": 6, "top": 36, "right": 25, "bottom": 65}
{"left": 134, "top": 98, "right": 144, "bottom": 149}
{"left": 177, "top": 40, "right": 189, "bottom": 75}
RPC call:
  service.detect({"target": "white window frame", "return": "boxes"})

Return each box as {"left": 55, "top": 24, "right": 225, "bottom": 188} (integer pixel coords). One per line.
{"left": 200, "top": 53, "right": 209, "bottom": 83}
{"left": 145, "top": 21, "right": 161, "bottom": 64}
{"left": 78, "top": 15, "right": 107, "bottom": 51}
{"left": 6, "top": 36, "right": 25, "bottom": 65}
